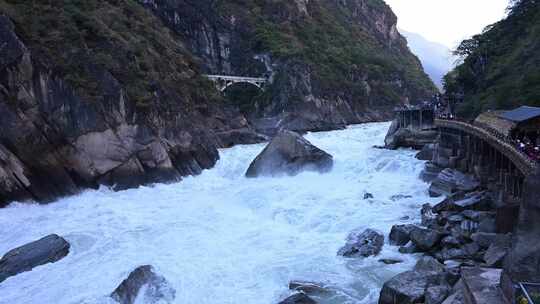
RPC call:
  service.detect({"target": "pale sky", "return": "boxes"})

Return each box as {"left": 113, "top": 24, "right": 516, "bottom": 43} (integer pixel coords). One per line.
{"left": 385, "top": 0, "right": 510, "bottom": 48}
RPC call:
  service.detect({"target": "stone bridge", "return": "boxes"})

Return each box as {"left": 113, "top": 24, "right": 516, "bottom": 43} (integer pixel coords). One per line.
{"left": 204, "top": 75, "right": 267, "bottom": 92}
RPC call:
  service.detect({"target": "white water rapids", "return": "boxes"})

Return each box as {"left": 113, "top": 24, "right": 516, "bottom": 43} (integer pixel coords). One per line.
{"left": 0, "top": 122, "right": 439, "bottom": 304}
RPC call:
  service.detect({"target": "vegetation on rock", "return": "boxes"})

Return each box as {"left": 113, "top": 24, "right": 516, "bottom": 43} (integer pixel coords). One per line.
{"left": 444, "top": 0, "right": 540, "bottom": 118}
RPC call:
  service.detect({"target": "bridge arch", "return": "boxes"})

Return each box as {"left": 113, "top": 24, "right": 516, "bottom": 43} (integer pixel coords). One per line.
{"left": 204, "top": 75, "right": 267, "bottom": 92}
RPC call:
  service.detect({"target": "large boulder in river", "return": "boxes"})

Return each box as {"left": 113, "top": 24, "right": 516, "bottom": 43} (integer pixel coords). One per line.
{"left": 338, "top": 228, "right": 384, "bottom": 258}
{"left": 111, "top": 265, "right": 175, "bottom": 304}
{"left": 245, "top": 131, "right": 333, "bottom": 177}
{"left": 409, "top": 227, "right": 444, "bottom": 252}
{"left": 0, "top": 234, "right": 70, "bottom": 283}
{"left": 389, "top": 224, "right": 416, "bottom": 246}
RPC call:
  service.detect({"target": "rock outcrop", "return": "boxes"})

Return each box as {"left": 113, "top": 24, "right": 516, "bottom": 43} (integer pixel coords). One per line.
{"left": 111, "top": 265, "right": 175, "bottom": 304}
{"left": 245, "top": 131, "right": 333, "bottom": 177}
{"left": 0, "top": 234, "right": 70, "bottom": 283}
{"left": 0, "top": 9, "right": 262, "bottom": 206}
{"left": 338, "top": 228, "right": 384, "bottom": 258}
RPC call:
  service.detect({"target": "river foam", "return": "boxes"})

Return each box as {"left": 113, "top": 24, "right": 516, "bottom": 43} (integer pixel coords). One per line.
{"left": 0, "top": 122, "right": 439, "bottom": 304}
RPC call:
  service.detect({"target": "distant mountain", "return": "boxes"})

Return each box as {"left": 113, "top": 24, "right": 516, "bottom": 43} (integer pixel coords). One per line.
{"left": 401, "top": 30, "right": 454, "bottom": 90}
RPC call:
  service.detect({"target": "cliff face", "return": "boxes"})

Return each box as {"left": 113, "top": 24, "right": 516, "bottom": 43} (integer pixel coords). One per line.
{"left": 444, "top": 0, "right": 540, "bottom": 118}
{"left": 142, "top": 0, "right": 437, "bottom": 134}
{"left": 0, "top": 2, "right": 262, "bottom": 206}
{"left": 0, "top": 0, "right": 435, "bottom": 206}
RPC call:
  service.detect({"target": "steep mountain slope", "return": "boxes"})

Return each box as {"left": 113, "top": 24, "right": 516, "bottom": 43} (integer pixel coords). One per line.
{"left": 444, "top": 0, "right": 540, "bottom": 118}
{"left": 401, "top": 30, "right": 454, "bottom": 90}
{"left": 142, "top": 0, "right": 437, "bottom": 133}
{"left": 0, "top": 0, "right": 435, "bottom": 205}
{"left": 0, "top": 0, "right": 262, "bottom": 206}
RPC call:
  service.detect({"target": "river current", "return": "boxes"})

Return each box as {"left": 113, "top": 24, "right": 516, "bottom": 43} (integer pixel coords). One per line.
{"left": 0, "top": 122, "right": 439, "bottom": 304}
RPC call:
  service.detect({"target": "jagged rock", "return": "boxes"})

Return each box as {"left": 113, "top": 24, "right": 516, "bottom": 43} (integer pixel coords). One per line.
{"left": 338, "top": 229, "right": 384, "bottom": 258}
{"left": 422, "top": 203, "right": 438, "bottom": 228}
{"left": 484, "top": 234, "right": 512, "bottom": 267}
{"left": 428, "top": 169, "right": 479, "bottom": 197}
{"left": 379, "top": 258, "right": 404, "bottom": 265}
{"left": 409, "top": 227, "right": 443, "bottom": 251}
{"left": 425, "top": 285, "right": 451, "bottom": 304}
{"left": 0, "top": 234, "right": 70, "bottom": 283}
{"left": 363, "top": 192, "right": 374, "bottom": 199}
{"left": 389, "top": 224, "right": 415, "bottom": 246}
{"left": 399, "top": 243, "right": 419, "bottom": 254}
{"left": 245, "top": 131, "right": 333, "bottom": 177}
{"left": 378, "top": 270, "right": 441, "bottom": 304}
{"left": 432, "top": 191, "right": 490, "bottom": 213}
{"left": 461, "top": 268, "right": 504, "bottom": 304}
{"left": 111, "top": 265, "right": 175, "bottom": 304}
{"left": 278, "top": 293, "right": 317, "bottom": 304}
{"left": 414, "top": 256, "right": 445, "bottom": 273}
{"left": 289, "top": 281, "right": 328, "bottom": 294}
{"left": 471, "top": 232, "right": 498, "bottom": 249}
{"left": 384, "top": 125, "right": 438, "bottom": 150}
{"left": 436, "top": 248, "right": 468, "bottom": 262}
{"left": 416, "top": 144, "right": 436, "bottom": 161}
{"left": 421, "top": 162, "right": 444, "bottom": 183}
{"left": 441, "top": 236, "right": 461, "bottom": 248}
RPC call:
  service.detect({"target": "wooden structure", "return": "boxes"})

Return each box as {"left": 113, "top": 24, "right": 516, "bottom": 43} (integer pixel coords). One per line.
{"left": 498, "top": 106, "right": 540, "bottom": 144}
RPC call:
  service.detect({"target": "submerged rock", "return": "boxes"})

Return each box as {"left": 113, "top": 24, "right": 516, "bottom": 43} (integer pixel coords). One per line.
{"left": 278, "top": 293, "right": 317, "bottom": 304}
{"left": 111, "top": 265, "right": 175, "bottom": 304}
{"left": 338, "top": 228, "right": 384, "bottom": 258}
{"left": 289, "top": 281, "right": 329, "bottom": 295}
{"left": 245, "top": 131, "right": 333, "bottom": 177}
{"left": 0, "top": 234, "right": 70, "bottom": 283}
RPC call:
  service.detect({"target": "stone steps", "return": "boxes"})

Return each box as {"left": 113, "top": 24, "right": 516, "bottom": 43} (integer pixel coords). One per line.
{"left": 461, "top": 267, "right": 505, "bottom": 304}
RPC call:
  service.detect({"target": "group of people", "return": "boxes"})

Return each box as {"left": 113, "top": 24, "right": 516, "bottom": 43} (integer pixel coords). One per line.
{"left": 513, "top": 137, "right": 540, "bottom": 162}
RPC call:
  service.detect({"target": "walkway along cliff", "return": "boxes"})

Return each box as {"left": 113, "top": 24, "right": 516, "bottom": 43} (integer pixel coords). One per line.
{"left": 382, "top": 107, "right": 540, "bottom": 304}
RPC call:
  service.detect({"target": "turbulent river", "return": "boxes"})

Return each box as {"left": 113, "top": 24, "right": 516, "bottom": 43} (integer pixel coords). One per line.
{"left": 0, "top": 122, "right": 439, "bottom": 304}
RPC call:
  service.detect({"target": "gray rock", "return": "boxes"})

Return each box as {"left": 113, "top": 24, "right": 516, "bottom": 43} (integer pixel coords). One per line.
{"left": 425, "top": 285, "right": 451, "bottom": 304}
{"left": 338, "top": 229, "right": 384, "bottom": 258}
{"left": 379, "top": 258, "right": 404, "bottom": 265}
{"left": 378, "top": 270, "right": 440, "bottom": 304}
{"left": 111, "top": 265, "right": 175, "bottom": 304}
{"left": 471, "top": 233, "right": 498, "bottom": 249}
{"left": 422, "top": 203, "right": 438, "bottom": 228}
{"left": 289, "top": 281, "right": 328, "bottom": 295}
{"left": 0, "top": 234, "right": 70, "bottom": 283}
{"left": 441, "top": 236, "right": 461, "bottom": 248}
{"left": 440, "top": 290, "right": 465, "bottom": 304}
{"left": 278, "top": 293, "right": 317, "bottom": 304}
{"left": 421, "top": 162, "right": 444, "bottom": 183}
{"left": 245, "top": 131, "right": 333, "bottom": 177}
{"left": 363, "top": 192, "right": 374, "bottom": 199}
{"left": 429, "top": 169, "right": 479, "bottom": 198}
{"left": 416, "top": 144, "right": 436, "bottom": 161}
{"left": 414, "top": 256, "right": 445, "bottom": 273}
{"left": 389, "top": 224, "right": 416, "bottom": 246}
{"left": 399, "top": 243, "right": 419, "bottom": 254}
{"left": 410, "top": 227, "right": 443, "bottom": 251}
{"left": 436, "top": 247, "right": 468, "bottom": 261}
{"left": 484, "top": 234, "right": 512, "bottom": 267}
{"left": 433, "top": 191, "right": 490, "bottom": 213}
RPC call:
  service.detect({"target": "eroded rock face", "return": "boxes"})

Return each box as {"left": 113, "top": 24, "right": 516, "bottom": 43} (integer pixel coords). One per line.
{"left": 111, "top": 265, "right": 175, "bottom": 304}
{"left": 245, "top": 131, "right": 333, "bottom": 177}
{"left": 338, "top": 228, "right": 384, "bottom": 258}
{"left": 0, "top": 234, "right": 70, "bottom": 283}
{"left": 429, "top": 169, "right": 480, "bottom": 198}
{"left": 0, "top": 15, "right": 262, "bottom": 206}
